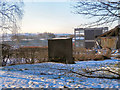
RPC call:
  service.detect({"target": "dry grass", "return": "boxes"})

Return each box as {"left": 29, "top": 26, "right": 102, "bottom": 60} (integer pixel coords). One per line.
{"left": 73, "top": 48, "right": 95, "bottom": 61}
{"left": 73, "top": 47, "right": 111, "bottom": 61}
{"left": 8, "top": 46, "right": 48, "bottom": 65}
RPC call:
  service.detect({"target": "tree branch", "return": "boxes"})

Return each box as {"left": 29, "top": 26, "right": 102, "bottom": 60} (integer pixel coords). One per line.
{"left": 73, "top": 0, "right": 120, "bottom": 27}
{"left": 56, "top": 68, "right": 120, "bottom": 79}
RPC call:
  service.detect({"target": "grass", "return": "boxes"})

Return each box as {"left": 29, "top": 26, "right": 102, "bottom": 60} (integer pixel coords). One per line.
{"left": 73, "top": 48, "right": 112, "bottom": 61}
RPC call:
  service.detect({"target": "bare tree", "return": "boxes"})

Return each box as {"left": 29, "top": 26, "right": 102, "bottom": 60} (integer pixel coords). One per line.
{"left": 73, "top": 0, "right": 120, "bottom": 27}
{"left": 0, "top": 0, "right": 24, "bottom": 39}
{"left": 0, "top": 0, "right": 24, "bottom": 66}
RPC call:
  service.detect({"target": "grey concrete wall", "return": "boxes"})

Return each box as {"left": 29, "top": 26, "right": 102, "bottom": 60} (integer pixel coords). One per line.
{"left": 84, "top": 30, "right": 103, "bottom": 49}
{"left": 48, "top": 38, "right": 74, "bottom": 64}
{"left": 85, "top": 42, "right": 95, "bottom": 49}
{"left": 85, "top": 30, "right": 95, "bottom": 40}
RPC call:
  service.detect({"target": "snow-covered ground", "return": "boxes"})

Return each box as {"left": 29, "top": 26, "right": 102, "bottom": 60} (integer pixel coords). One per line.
{"left": 0, "top": 59, "right": 120, "bottom": 88}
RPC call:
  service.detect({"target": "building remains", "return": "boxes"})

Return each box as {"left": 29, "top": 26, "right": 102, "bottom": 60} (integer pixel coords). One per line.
{"left": 74, "top": 27, "right": 108, "bottom": 49}
{"left": 96, "top": 25, "right": 120, "bottom": 50}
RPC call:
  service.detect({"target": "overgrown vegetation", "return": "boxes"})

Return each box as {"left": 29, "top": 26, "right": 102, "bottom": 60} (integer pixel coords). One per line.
{"left": 1, "top": 44, "right": 12, "bottom": 66}
{"left": 2, "top": 44, "right": 119, "bottom": 66}
{"left": 73, "top": 47, "right": 112, "bottom": 61}
{"left": 1, "top": 44, "right": 48, "bottom": 66}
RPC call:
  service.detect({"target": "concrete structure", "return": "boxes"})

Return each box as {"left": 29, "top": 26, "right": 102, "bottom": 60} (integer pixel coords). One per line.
{"left": 74, "top": 27, "right": 108, "bottom": 49}
{"left": 48, "top": 38, "right": 74, "bottom": 64}
{"left": 96, "top": 25, "right": 120, "bottom": 50}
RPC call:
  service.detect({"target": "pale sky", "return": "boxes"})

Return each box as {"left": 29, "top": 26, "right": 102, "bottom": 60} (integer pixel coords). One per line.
{"left": 21, "top": 1, "right": 90, "bottom": 34}
{"left": 21, "top": 0, "right": 118, "bottom": 34}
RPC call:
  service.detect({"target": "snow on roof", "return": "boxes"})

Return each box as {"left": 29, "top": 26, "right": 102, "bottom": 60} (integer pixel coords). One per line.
{"left": 49, "top": 37, "right": 72, "bottom": 40}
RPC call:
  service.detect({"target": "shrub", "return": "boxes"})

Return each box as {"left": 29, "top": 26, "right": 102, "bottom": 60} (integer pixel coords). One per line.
{"left": 2, "top": 46, "right": 48, "bottom": 66}
{"left": 73, "top": 48, "right": 112, "bottom": 61}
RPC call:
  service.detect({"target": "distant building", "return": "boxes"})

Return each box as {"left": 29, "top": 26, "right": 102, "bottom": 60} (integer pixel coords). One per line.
{"left": 74, "top": 27, "right": 108, "bottom": 49}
